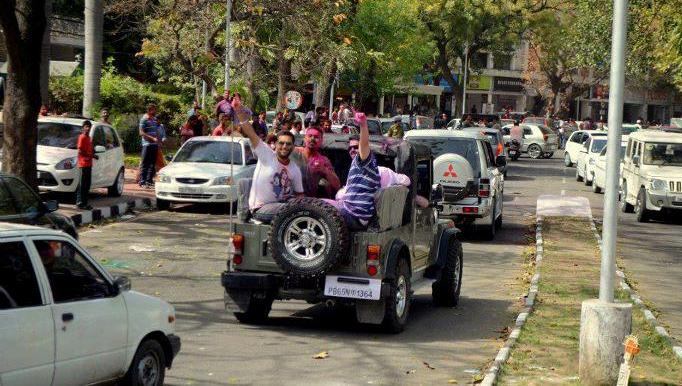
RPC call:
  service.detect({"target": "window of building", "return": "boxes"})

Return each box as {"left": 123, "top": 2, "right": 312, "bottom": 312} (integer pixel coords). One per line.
{"left": 471, "top": 52, "right": 489, "bottom": 69}
{"left": 494, "top": 54, "right": 512, "bottom": 70}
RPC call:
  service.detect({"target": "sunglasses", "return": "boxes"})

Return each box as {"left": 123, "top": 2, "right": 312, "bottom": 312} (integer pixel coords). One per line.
{"left": 348, "top": 145, "right": 359, "bottom": 150}
{"left": 277, "top": 141, "right": 294, "bottom": 147}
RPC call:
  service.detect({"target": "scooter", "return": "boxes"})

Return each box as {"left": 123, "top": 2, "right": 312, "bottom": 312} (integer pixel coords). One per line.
{"left": 508, "top": 139, "right": 521, "bottom": 161}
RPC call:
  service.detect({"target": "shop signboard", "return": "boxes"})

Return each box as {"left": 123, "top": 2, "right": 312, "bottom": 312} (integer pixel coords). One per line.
{"left": 467, "top": 75, "right": 492, "bottom": 90}
{"left": 493, "top": 76, "right": 524, "bottom": 92}
{"left": 646, "top": 90, "right": 669, "bottom": 105}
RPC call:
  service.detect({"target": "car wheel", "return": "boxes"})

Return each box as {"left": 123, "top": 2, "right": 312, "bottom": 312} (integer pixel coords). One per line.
{"left": 432, "top": 237, "right": 463, "bottom": 307}
{"left": 156, "top": 198, "right": 171, "bottom": 211}
{"left": 121, "top": 339, "right": 166, "bottom": 386}
{"left": 635, "top": 187, "right": 650, "bottom": 223}
{"left": 528, "top": 144, "right": 542, "bottom": 159}
{"left": 383, "top": 258, "right": 411, "bottom": 333}
{"left": 584, "top": 171, "right": 593, "bottom": 186}
{"left": 564, "top": 152, "right": 573, "bottom": 167}
{"left": 544, "top": 152, "right": 554, "bottom": 158}
{"left": 233, "top": 293, "right": 273, "bottom": 324}
{"left": 576, "top": 167, "right": 584, "bottom": 182}
{"left": 592, "top": 181, "right": 602, "bottom": 193}
{"left": 269, "top": 198, "right": 349, "bottom": 278}
{"left": 620, "top": 184, "right": 634, "bottom": 213}
{"left": 107, "top": 168, "right": 124, "bottom": 197}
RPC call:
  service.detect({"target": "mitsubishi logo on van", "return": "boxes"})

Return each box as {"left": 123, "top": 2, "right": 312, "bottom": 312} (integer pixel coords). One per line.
{"left": 443, "top": 164, "right": 458, "bottom": 178}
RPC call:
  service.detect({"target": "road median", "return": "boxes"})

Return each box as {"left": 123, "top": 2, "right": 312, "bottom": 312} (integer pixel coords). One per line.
{"left": 497, "top": 216, "right": 681, "bottom": 385}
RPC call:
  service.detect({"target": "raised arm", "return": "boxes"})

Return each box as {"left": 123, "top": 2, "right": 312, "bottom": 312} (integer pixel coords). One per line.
{"left": 356, "top": 112, "right": 370, "bottom": 160}
{"left": 235, "top": 107, "right": 260, "bottom": 149}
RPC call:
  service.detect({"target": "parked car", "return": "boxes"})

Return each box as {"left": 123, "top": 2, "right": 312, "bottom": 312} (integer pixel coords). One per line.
{"left": 502, "top": 123, "right": 558, "bottom": 159}
{"left": 0, "top": 224, "right": 180, "bottom": 386}
{"left": 592, "top": 137, "right": 629, "bottom": 194}
{"left": 155, "top": 136, "right": 257, "bottom": 211}
{"left": 0, "top": 173, "right": 77, "bottom": 239}
{"left": 332, "top": 118, "right": 383, "bottom": 135}
{"left": 620, "top": 130, "right": 682, "bottom": 222}
{"left": 379, "top": 118, "right": 410, "bottom": 135}
{"left": 222, "top": 136, "right": 463, "bottom": 333}
{"left": 445, "top": 118, "right": 461, "bottom": 130}
{"left": 575, "top": 135, "right": 608, "bottom": 185}
{"left": 394, "top": 115, "right": 434, "bottom": 130}
{"left": 460, "top": 127, "right": 508, "bottom": 177}
{"left": 405, "top": 130, "right": 505, "bottom": 239}
{"left": 2, "top": 117, "right": 126, "bottom": 199}
{"left": 564, "top": 130, "right": 607, "bottom": 167}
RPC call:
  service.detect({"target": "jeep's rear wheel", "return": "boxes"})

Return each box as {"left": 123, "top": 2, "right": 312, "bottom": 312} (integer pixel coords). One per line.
{"left": 383, "top": 258, "right": 411, "bottom": 333}
{"left": 269, "top": 198, "right": 349, "bottom": 278}
{"left": 432, "top": 238, "right": 463, "bottom": 307}
{"left": 234, "top": 295, "right": 273, "bottom": 324}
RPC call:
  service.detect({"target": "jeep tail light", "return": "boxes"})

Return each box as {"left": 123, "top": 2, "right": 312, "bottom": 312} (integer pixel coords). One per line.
{"left": 463, "top": 207, "right": 479, "bottom": 214}
{"left": 233, "top": 255, "right": 243, "bottom": 265}
{"left": 478, "top": 178, "right": 490, "bottom": 198}
{"left": 543, "top": 133, "right": 549, "bottom": 143}
{"left": 367, "top": 245, "right": 380, "bottom": 276}
{"left": 232, "top": 234, "right": 244, "bottom": 254}
{"left": 497, "top": 143, "right": 503, "bottom": 156}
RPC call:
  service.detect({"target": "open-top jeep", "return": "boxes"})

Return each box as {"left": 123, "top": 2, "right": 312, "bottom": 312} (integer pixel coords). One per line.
{"left": 220, "top": 135, "right": 463, "bottom": 332}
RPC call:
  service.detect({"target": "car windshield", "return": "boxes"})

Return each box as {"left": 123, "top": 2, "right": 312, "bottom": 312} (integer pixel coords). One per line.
{"left": 174, "top": 141, "right": 243, "bottom": 164}
{"left": 591, "top": 139, "right": 607, "bottom": 153}
{"left": 37, "top": 122, "right": 81, "bottom": 149}
{"left": 411, "top": 138, "right": 480, "bottom": 172}
{"left": 642, "top": 142, "right": 682, "bottom": 166}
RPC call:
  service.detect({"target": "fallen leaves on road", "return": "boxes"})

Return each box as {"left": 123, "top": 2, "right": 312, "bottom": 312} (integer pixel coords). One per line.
{"left": 447, "top": 379, "right": 458, "bottom": 384}
{"left": 129, "top": 245, "right": 156, "bottom": 252}
{"left": 422, "top": 361, "right": 435, "bottom": 370}
{"left": 313, "top": 351, "right": 329, "bottom": 359}
{"left": 405, "top": 369, "right": 416, "bottom": 374}
{"left": 472, "top": 373, "right": 484, "bottom": 383}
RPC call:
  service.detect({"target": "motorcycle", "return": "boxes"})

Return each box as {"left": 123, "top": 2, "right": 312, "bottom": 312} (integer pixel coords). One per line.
{"left": 508, "top": 139, "right": 521, "bottom": 161}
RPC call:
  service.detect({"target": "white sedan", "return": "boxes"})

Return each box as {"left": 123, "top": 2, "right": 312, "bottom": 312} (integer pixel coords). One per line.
{"left": 0, "top": 223, "right": 180, "bottom": 386}
{"left": 591, "top": 137, "right": 629, "bottom": 194}
{"left": 155, "top": 136, "right": 256, "bottom": 210}
{"left": 0, "top": 117, "right": 126, "bottom": 197}
{"left": 576, "top": 135, "right": 608, "bottom": 185}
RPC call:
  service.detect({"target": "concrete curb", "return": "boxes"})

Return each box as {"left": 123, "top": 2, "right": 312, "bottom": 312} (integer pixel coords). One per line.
{"left": 70, "top": 198, "right": 153, "bottom": 227}
{"left": 481, "top": 216, "right": 544, "bottom": 386}
{"left": 587, "top": 217, "right": 682, "bottom": 361}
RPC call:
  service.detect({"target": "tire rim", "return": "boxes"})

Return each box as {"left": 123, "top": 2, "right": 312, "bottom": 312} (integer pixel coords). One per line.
{"left": 284, "top": 216, "right": 327, "bottom": 262}
{"left": 396, "top": 275, "right": 407, "bottom": 318}
{"left": 137, "top": 351, "right": 160, "bottom": 386}
{"left": 452, "top": 252, "right": 461, "bottom": 293}
{"left": 636, "top": 193, "right": 643, "bottom": 214}
{"left": 529, "top": 145, "right": 541, "bottom": 158}
{"left": 565, "top": 154, "right": 570, "bottom": 165}
{"left": 117, "top": 171, "right": 124, "bottom": 194}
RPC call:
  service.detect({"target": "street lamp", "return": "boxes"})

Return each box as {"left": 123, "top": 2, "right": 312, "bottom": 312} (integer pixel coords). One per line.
{"left": 224, "top": 0, "right": 232, "bottom": 92}
{"left": 578, "top": 1, "right": 633, "bottom": 384}
{"left": 461, "top": 42, "right": 469, "bottom": 116}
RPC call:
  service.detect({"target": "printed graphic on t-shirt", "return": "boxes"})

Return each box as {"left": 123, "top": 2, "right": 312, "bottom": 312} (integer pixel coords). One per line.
{"left": 273, "top": 167, "right": 293, "bottom": 199}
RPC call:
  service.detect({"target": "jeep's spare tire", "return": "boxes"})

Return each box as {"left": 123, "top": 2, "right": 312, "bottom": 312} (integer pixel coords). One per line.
{"left": 433, "top": 153, "right": 475, "bottom": 201}
{"left": 269, "top": 198, "right": 349, "bottom": 278}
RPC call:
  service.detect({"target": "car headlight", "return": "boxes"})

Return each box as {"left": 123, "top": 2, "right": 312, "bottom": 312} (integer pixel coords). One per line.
{"left": 649, "top": 178, "right": 667, "bottom": 191}
{"left": 213, "top": 176, "right": 234, "bottom": 185}
{"left": 157, "top": 174, "right": 171, "bottom": 183}
{"left": 55, "top": 157, "right": 77, "bottom": 170}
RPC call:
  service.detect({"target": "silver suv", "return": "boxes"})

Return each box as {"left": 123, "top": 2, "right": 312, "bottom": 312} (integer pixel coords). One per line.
{"left": 404, "top": 130, "right": 505, "bottom": 239}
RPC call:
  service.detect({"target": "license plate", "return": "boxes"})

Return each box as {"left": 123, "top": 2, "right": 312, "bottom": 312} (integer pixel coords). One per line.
{"left": 324, "top": 276, "right": 381, "bottom": 300}
{"left": 441, "top": 204, "right": 463, "bottom": 215}
{"left": 178, "top": 186, "right": 201, "bottom": 194}
{"left": 509, "top": 150, "right": 517, "bottom": 155}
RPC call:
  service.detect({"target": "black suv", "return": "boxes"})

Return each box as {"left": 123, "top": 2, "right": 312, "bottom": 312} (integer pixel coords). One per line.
{"left": 0, "top": 173, "right": 77, "bottom": 238}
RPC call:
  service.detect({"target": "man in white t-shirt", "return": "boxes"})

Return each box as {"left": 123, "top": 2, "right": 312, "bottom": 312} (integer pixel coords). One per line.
{"left": 237, "top": 104, "right": 304, "bottom": 222}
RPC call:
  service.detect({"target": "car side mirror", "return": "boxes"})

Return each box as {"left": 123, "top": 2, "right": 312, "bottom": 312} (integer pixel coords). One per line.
{"left": 43, "top": 200, "right": 59, "bottom": 213}
{"left": 113, "top": 275, "right": 131, "bottom": 294}
{"left": 246, "top": 157, "right": 257, "bottom": 165}
{"left": 496, "top": 155, "right": 507, "bottom": 167}
{"left": 632, "top": 155, "right": 640, "bottom": 167}
{"left": 94, "top": 145, "right": 106, "bottom": 153}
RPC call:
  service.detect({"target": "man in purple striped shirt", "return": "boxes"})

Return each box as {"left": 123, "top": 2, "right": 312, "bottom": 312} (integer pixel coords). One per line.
{"left": 336, "top": 112, "right": 381, "bottom": 230}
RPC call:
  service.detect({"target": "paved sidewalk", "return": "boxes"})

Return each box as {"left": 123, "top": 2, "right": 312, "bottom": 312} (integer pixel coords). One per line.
{"left": 536, "top": 194, "right": 592, "bottom": 218}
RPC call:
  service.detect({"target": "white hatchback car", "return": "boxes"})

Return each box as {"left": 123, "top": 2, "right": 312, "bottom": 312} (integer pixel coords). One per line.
{"left": 564, "top": 130, "right": 607, "bottom": 167}
{"left": 502, "top": 123, "right": 558, "bottom": 159}
{"left": 591, "top": 137, "right": 629, "bottom": 194}
{"left": 32, "top": 117, "right": 125, "bottom": 197}
{"left": 575, "top": 135, "right": 608, "bottom": 185}
{"left": 0, "top": 223, "right": 180, "bottom": 386}
{"left": 155, "top": 136, "right": 257, "bottom": 210}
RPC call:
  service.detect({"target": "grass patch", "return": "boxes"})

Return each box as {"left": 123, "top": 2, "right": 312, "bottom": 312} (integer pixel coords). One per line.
{"left": 124, "top": 148, "right": 177, "bottom": 169}
{"left": 498, "top": 217, "right": 682, "bottom": 385}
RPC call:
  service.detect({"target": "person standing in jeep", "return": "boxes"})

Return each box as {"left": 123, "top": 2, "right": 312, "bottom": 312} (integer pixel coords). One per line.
{"left": 238, "top": 105, "right": 304, "bottom": 222}
{"left": 337, "top": 112, "right": 381, "bottom": 230}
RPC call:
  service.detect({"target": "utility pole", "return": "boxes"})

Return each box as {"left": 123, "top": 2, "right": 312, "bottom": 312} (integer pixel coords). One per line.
{"left": 579, "top": 1, "right": 632, "bottom": 384}
{"left": 224, "top": 0, "right": 232, "bottom": 92}
{"left": 83, "top": 0, "right": 103, "bottom": 118}
{"left": 328, "top": 79, "right": 335, "bottom": 120}
{"left": 461, "top": 43, "right": 469, "bottom": 116}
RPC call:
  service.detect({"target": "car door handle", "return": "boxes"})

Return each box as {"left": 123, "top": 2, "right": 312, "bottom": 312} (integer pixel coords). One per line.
{"left": 62, "top": 312, "right": 74, "bottom": 322}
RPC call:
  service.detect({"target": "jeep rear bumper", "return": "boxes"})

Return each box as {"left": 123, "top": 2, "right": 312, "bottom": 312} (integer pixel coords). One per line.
{"left": 221, "top": 271, "right": 280, "bottom": 290}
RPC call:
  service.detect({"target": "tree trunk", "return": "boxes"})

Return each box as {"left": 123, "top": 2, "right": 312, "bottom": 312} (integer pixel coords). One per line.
{"left": 0, "top": 0, "right": 48, "bottom": 189}
{"left": 276, "top": 55, "right": 291, "bottom": 111}
{"left": 436, "top": 39, "right": 463, "bottom": 116}
{"left": 82, "top": 0, "right": 103, "bottom": 118}
{"left": 246, "top": 49, "right": 258, "bottom": 111}
{"left": 40, "top": 0, "right": 52, "bottom": 105}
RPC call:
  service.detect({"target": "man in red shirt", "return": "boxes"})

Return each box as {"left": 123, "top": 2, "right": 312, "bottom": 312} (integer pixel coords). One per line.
{"left": 76, "top": 120, "right": 97, "bottom": 209}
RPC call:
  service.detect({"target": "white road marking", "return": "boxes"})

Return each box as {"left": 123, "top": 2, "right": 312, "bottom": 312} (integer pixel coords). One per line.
{"left": 561, "top": 189, "right": 566, "bottom": 196}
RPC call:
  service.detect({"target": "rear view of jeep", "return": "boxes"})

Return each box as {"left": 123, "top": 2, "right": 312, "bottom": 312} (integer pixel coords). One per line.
{"left": 221, "top": 138, "right": 463, "bottom": 333}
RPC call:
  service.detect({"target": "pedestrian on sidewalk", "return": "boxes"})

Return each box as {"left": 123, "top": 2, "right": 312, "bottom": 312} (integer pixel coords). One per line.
{"left": 76, "top": 120, "right": 97, "bottom": 209}
{"left": 139, "top": 104, "right": 161, "bottom": 189}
